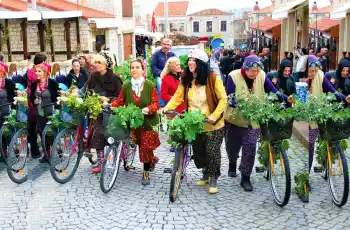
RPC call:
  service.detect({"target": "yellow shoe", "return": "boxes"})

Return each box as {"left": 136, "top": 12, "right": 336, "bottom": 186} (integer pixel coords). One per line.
{"left": 196, "top": 175, "right": 209, "bottom": 185}
{"left": 208, "top": 177, "right": 218, "bottom": 194}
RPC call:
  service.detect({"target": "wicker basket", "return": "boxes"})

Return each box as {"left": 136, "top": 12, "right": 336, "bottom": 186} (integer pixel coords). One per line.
{"left": 318, "top": 119, "right": 350, "bottom": 141}
{"left": 260, "top": 119, "right": 294, "bottom": 141}
{"left": 59, "top": 103, "right": 84, "bottom": 125}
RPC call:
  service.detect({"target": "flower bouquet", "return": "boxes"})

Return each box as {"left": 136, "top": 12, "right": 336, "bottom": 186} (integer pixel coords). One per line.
{"left": 58, "top": 87, "right": 86, "bottom": 125}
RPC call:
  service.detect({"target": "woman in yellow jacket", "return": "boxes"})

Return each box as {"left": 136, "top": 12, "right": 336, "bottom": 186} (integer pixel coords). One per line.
{"left": 163, "top": 49, "right": 227, "bottom": 194}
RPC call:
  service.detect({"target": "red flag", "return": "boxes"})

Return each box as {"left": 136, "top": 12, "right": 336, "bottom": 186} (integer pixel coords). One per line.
{"left": 151, "top": 12, "right": 157, "bottom": 33}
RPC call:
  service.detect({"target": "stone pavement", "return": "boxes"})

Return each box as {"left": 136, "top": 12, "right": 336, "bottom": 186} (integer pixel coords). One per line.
{"left": 0, "top": 133, "right": 349, "bottom": 230}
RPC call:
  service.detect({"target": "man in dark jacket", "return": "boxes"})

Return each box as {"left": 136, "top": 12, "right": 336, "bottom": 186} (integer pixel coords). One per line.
{"left": 151, "top": 38, "right": 175, "bottom": 107}
{"left": 219, "top": 49, "right": 234, "bottom": 86}
{"left": 233, "top": 49, "right": 245, "bottom": 70}
{"left": 262, "top": 48, "right": 271, "bottom": 73}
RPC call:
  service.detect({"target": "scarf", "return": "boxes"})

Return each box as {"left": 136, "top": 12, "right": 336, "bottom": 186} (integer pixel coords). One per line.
{"left": 0, "top": 78, "right": 5, "bottom": 90}
{"left": 37, "top": 79, "right": 48, "bottom": 93}
{"left": 131, "top": 77, "right": 145, "bottom": 97}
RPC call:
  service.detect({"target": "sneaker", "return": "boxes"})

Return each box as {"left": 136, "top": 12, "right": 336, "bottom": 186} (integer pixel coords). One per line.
{"left": 149, "top": 156, "right": 159, "bottom": 172}
{"left": 142, "top": 171, "right": 150, "bottom": 185}
{"left": 196, "top": 174, "right": 209, "bottom": 185}
{"left": 92, "top": 165, "right": 101, "bottom": 174}
{"left": 208, "top": 177, "right": 218, "bottom": 194}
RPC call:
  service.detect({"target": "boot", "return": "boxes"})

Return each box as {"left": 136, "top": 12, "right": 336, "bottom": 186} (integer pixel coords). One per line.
{"left": 208, "top": 177, "right": 218, "bottom": 194}
{"left": 92, "top": 150, "right": 104, "bottom": 174}
{"left": 149, "top": 156, "right": 159, "bottom": 172}
{"left": 240, "top": 175, "right": 253, "bottom": 191}
{"left": 196, "top": 174, "right": 209, "bottom": 185}
{"left": 228, "top": 162, "right": 237, "bottom": 178}
{"left": 142, "top": 171, "right": 150, "bottom": 185}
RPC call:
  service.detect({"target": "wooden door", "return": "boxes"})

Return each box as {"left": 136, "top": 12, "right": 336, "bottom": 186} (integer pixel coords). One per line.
{"left": 123, "top": 33, "right": 133, "bottom": 61}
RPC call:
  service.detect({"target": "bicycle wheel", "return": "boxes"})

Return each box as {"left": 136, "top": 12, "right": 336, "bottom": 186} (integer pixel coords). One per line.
{"left": 123, "top": 142, "right": 136, "bottom": 171}
{"left": 49, "top": 128, "right": 83, "bottom": 184}
{"left": 0, "top": 123, "right": 12, "bottom": 164}
{"left": 7, "top": 128, "right": 28, "bottom": 184}
{"left": 100, "top": 142, "right": 122, "bottom": 193}
{"left": 42, "top": 124, "right": 57, "bottom": 161}
{"left": 169, "top": 148, "right": 184, "bottom": 202}
{"left": 268, "top": 144, "right": 291, "bottom": 207}
{"left": 327, "top": 144, "right": 349, "bottom": 207}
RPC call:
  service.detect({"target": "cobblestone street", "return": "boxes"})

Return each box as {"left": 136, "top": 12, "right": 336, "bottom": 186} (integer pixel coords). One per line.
{"left": 0, "top": 134, "right": 349, "bottom": 230}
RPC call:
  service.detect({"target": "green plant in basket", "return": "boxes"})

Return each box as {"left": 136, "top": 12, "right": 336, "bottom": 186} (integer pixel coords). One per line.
{"left": 167, "top": 110, "right": 205, "bottom": 147}
{"left": 6, "top": 110, "right": 25, "bottom": 128}
{"left": 112, "top": 104, "right": 144, "bottom": 129}
{"left": 84, "top": 91, "right": 103, "bottom": 120}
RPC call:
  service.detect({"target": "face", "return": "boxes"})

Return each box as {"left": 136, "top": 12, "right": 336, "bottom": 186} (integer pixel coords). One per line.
{"left": 308, "top": 66, "right": 318, "bottom": 79}
{"left": 35, "top": 67, "right": 46, "bottom": 81}
{"left": 341, "top": 67, "right": 349, "bottom": 78}
{"left": 130, "top": 61, "right": 144, "bottom": 78}
{"left": 171, "top": 60, "right": 181, "bottom": 73}
{"left": 283, "top": 67, "right": 291, "bottom": 77}
{"left": 188, "top": 58, "right": 197, "bottom": 73}
{"left": 309, "top": 50, "right": 314, "bottom": 55}
{"left": 94, "top": 60, "right": 107, "bottom": 73}
{"left": 73, "top": 61, "right": 80, "bottom": 73}
{"left": 161, "top": 39, "right": 172, "bottom": 53}
{"left": 245, "top": 67, "right": 260, "bottom": 79}
{"left": 79, "top": 58, "right": 86, "bottom": 67}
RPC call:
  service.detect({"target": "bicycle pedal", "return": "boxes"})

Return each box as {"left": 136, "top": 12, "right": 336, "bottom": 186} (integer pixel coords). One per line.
{"left": 313, "top": 166, "right": 324, "bottom": 173}
{"left": 164, "top": 168, "right": 172, "bottom": 173}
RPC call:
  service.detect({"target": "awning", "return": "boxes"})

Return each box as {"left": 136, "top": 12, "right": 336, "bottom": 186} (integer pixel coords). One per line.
{"left": 41, "top": 11, "right": 82, "bottom": 19}
{"left": 88, "top": 18, "right": 123, "bottom": 28}
{"left": 250, "top": 17, "right": 281, "bottom": 31}
{"left": 309, "top": 17, "right": 340, "bottom": 31}
{"left": 27, "top": 10, "right": 42, "bottom": 21}
{"left": 0, "top": 11, "right": 28, "bottom": 19}
{"left": 330, "top": 3, "right": 350, "bottom": 19}
{"left": 272, "top": 0, "right": 307, "bottom": 20}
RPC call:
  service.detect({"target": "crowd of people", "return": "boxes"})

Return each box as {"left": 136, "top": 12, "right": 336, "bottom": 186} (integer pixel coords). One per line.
{"left": 0, "top": 37, "right": 349, "bottom": 201}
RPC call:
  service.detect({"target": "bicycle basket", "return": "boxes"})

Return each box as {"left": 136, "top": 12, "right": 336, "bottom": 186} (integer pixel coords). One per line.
{"left": 260, "top": 119, "right": 293, "bottom": 141}
{"left": 59, "top": 103, "right": 84, "bottom": 125}
{"left": 169, "top": 134, "right": 188, "bottom": 145}
{"left": 16, "top": 103, "right": 27, "bottom": 122}
{"left": 318, "top": 119, "right": 350, "bottom": 141}
{"left": 106, "top": 113, "right": 131, "bottom": 140}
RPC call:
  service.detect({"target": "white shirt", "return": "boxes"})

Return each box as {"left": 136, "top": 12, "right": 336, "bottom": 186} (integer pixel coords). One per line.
{"left": 295, "top": 50, "right": 308, "bottom": 72}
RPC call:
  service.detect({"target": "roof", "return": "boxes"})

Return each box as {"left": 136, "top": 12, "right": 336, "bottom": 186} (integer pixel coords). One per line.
{"left": 188, "top": 8, "right": 232, "bottom": 16}
{"left": 309, "top": 17, "right": 340, "bottom": 31}
{"left": 250, "top": 17, "right": 281, "bottom": 31}
{"left": 0, "top": 0, "right": 26, "bottom": 11}
{"left": 154, "top": 1, "right": 189, "bottom": 17}
{"left": 259, "top": 5, "right": 272, "bottom": 14}
{"left": 28, "top": 0, "right": 115, "bottom": 19}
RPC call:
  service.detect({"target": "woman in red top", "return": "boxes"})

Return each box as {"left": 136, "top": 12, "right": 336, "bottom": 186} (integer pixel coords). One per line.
{"left": 160, "top": 57, "right": 185, "bottom": 112}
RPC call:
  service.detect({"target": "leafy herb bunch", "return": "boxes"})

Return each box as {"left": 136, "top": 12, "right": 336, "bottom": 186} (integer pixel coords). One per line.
{"left": 84, "top": 91, "right": 103, "bottom": 120}
{"left": 111, "top": 104, "right": 144, "bottom": 129}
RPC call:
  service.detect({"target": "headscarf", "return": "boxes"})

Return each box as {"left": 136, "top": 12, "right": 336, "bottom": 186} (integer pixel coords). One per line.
{"left": 335, "top": 59, "right": 350, "bottom": 93}
{"left": 308, "top": 55, "right": 322, "bottom": 68}
{"left": 242, "top": 55, "right": 264, "bottom": 70}
{"left": 99, "top": 51, "right": 114, "bottom": 70}
{"left": 34, "top": 63, "right": 49, "bottom": 92}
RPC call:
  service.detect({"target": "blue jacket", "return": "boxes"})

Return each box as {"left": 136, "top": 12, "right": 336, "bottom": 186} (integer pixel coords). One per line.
{"left": 151, "top": 49, "right": 175, "bottom": 77}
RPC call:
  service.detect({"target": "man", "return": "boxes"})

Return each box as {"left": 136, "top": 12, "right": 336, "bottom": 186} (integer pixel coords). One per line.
{"left": 151, "top": 38, "right": 175, "bottom": 107}
{"left": 262, "top": 48, "right": 271, "bottom": 73}
{"left": 294, "top": 47, "right": 308, "bottom": 81}
{"left": 219, "top": 49, "right": 234, "bottom": 86}
{"left": 233, "top": 49, "right": 244, "bottom": 70}
{"left": 320, "top": 48, "right": 329, "bottom": 73}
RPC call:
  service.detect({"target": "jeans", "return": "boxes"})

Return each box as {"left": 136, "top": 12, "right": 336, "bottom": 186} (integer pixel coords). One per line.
{"left": 156, "top": 77, "right": 165, "bottom": 107}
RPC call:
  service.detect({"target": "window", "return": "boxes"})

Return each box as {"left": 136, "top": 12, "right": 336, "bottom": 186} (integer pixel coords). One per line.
{"left": 221, "top": 21, "right": 227, "bottom": 32}
{"left": 159, "top": 23, "right": 164, "bottom": 32}
{"left": 179, "top": 23, "right": 185, "bottom": 32}
{"left": 170, "top": 23, "right": 176, "bottom": 32}
{"left": 206, "top": 21, "right": 212, "bottom": 32}
{"left": 193, "top": 21, "right": 199, "bottom": 32}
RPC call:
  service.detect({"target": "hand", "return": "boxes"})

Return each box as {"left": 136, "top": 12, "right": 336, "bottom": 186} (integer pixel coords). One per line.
{"left": 142, "top": 107, "right": 150, "bottom": 115}
{"left": 207, "top": 116, "right": 216, "bottom": 125}
{"left": 102, "top": 102, "right": 110, "bottom": 109}
{"left": 287, "top": 96, "right": 296, "bottom": 105}
{"left": 346, "top": 96, "right": 350, "bottom": 104}
{"left": 58, "top": 90, "right": 66, "bottom": 95}
{"left": 157, "top": 107, "right": 167, "bottom": 115}
{"left": 100, "top": 96, "right": 110, "bottom": 103}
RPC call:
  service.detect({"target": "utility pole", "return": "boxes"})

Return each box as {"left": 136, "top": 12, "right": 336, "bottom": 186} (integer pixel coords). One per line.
{"left": 164, "top": 0, "right": 169, "bottom": 37}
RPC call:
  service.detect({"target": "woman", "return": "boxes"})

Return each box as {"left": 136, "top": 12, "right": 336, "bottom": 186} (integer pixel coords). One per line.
{"left": 29, "top": 62, "right": 59, "bottom": 163}
{"left": 160, "top": 57, "right": 184, "bottom": 113}
{"left": 325, "top": 59, "right": 350, "bottom": 96}
{"left": 225, "top": 55, "right": 288, "bottom": 191}
{"left": 85, "top": 51, "right": 122, "bottom": 173}
{"left": 65, "top": 59, "right": 89, "bottom": 89}
{"left": 164, "top": 49, "right": 227, "bottom": 194}
{"left": 267, "top": 59, "right": 296, "bottom": 96}
{"left": 112, "top": 59, "right": 160, "bottom": 186}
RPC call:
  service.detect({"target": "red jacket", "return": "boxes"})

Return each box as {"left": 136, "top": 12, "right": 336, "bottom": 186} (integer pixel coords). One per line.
{"left": 161, "top": 73, "right": 185, "bottom": 112}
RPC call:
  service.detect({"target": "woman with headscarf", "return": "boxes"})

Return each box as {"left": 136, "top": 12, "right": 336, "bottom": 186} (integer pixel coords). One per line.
{"left": 112, "top": 59, "right": 160, "bottom": 186}
{"left": 325, "top": 59, "right": 350, "bottom": 96}
{"left": 163, "top": 49, "right": 227, "bottom": 194}
{"left": 307, "top": 55, "right": 349, "bottom": 197}
{"left": 29, "top": 62, "right": 59, "bottom": 163}
{"left": 224, "top": 55, "right": 289, "bottom": 191}
{"left": 85, "top": 51, "right": 122, "bottom": 173}
{"left": 267, "top": 59, "right": 296, "bottom": 96}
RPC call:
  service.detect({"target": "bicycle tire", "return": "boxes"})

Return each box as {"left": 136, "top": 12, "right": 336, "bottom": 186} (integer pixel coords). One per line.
{"left": 100, "top": 142, "right": 122, "bottom": 193}
{"left": 169, "top": 148, "right": 184, "bottom": 202}
{"left": 0, "top": 123, "right": 12, "bottom": 164}
{"left": 327, "top": 144, "right": 349, "bottom": 207}
{"left": 6, "top": 128, "right": 28, "bottom": 184}
{"left": 49, "top": 128, "right": 83, "bottom": 184}
{"left": 268, "top": 144, "right": 291, "bottom": 207}
{"left": 42, "top": 124, "right": 57, "bottom": 161}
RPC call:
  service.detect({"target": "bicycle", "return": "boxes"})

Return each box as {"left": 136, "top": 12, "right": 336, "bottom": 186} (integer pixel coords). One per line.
{"left": 315, "top": 119, "right": 350, "bottom": 207}
{"left": 0, "top": 103, "right": 16, "bottom": 164}
{"left": 100, "top": 109, "right": 137, "bottom": 193}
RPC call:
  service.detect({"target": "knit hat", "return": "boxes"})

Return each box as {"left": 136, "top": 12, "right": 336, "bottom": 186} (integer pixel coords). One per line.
{"left": 188, "top": 49, "right": 209, "bottom": 63}
{"left": 242, "top": 55, "right": 263, "bottom": 70}
{"left": 308, "top": 55, "right": 321, "bottom": 68}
